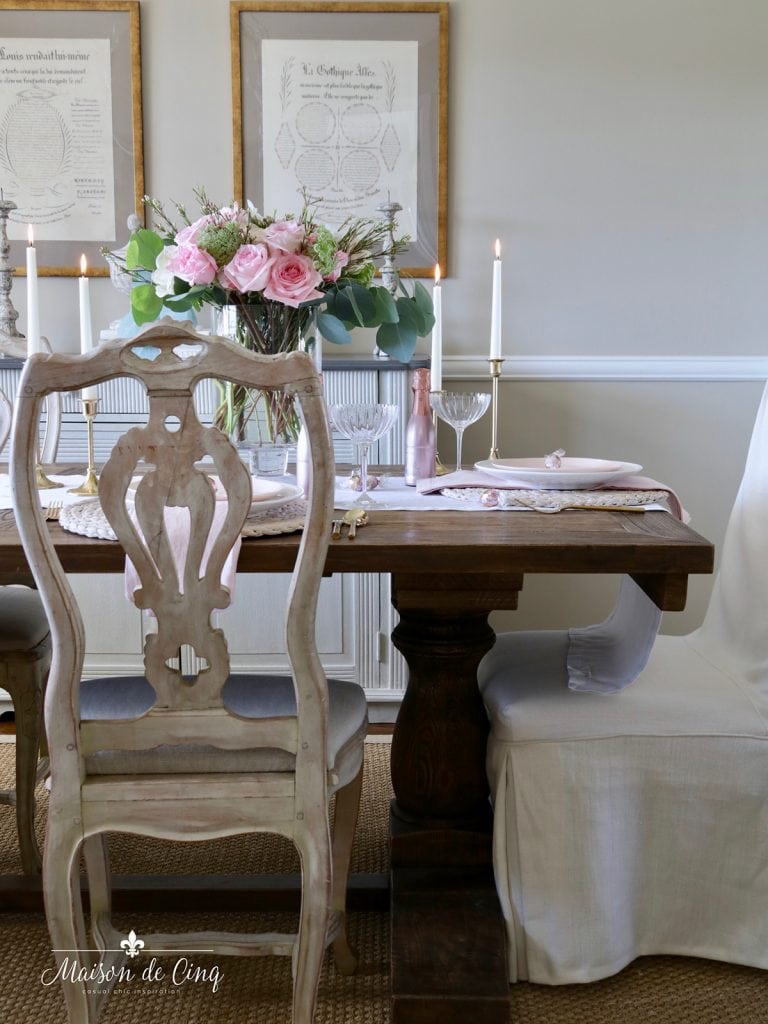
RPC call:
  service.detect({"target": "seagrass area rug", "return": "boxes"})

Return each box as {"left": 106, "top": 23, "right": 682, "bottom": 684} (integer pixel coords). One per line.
{"left": 0, "top": 741, "right": 766, "bottom": 1024}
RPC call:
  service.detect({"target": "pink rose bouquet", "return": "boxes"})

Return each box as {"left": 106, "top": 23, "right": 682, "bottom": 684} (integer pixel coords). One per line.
{"left": 118, "top": 187, "right": 434, "bottom": 364}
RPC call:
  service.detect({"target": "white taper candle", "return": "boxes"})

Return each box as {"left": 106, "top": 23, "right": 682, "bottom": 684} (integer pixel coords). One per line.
{"left": 79, "top": 254, "right": 97, "bottom": 400}
{"left": 430, "top": 264, "right": 442, "bottom": 391}
{"left": 26, "top": 225, "right": 41, "bottom": 356}
{"left": 489, "top": 238, "right": 502, "bottom": 360}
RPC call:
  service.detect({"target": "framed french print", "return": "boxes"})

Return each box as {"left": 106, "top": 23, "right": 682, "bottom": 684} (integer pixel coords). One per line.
{"left": 0, "top": 0, "right": 144, "bottom": 276}
{"left": 231, "top": 2, "right": 448, "bottom": 277}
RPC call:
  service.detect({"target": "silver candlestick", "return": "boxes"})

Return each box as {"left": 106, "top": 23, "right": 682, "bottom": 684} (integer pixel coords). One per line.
{"left": 373, "top": 196, "right": 403, "bottom": 359}
{"left": 0, "top": 193, "right": 24, "bottom": 344}
{"left": 0, "top": 197, "right": 61, "bottom": 487}
{"left": 376, "top": 195, "right": 402, "bottom": 297}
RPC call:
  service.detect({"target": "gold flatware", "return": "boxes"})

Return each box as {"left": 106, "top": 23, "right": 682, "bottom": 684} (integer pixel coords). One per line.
{"left": 43, "top": 501, "right": 62, "bottom": 521}
{"left": 331, "top": 519, "right": 343, "bottom": 540}
{"left": 343, "top": 508, "right": 369, "bottom": 539}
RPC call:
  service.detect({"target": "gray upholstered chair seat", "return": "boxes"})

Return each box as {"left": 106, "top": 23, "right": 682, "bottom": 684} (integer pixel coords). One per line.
{"left": 82, "top": 675, "right": 367, "bottom": 788}
{"left": 0, "top": 587, "right": 50, "bottom": 651}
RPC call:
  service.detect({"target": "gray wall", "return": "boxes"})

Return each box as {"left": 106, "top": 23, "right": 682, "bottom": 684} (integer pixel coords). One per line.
{"left": 12, "top": 0, "right": 768, "bottom": 633}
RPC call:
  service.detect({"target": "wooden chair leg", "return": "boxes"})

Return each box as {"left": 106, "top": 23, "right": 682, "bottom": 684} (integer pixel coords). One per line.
{"left": 44, "top": 821, "right": 95, "bottom": 1024}
{"left": 293, "top": 826, "right": 332, "bottom": 1024}
{"left": 9, "top": 663, "right": 46, "bottom": 874}
{"left": 84, "top": 833, "right": 115, "bottom": 956}
{"left": 330, "top": 765, "right": 363, "bottom": 974}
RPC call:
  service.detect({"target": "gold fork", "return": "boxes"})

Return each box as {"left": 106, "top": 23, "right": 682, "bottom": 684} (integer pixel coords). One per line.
{"left": 43, "top": 501, "right": 62, "bottom": 521}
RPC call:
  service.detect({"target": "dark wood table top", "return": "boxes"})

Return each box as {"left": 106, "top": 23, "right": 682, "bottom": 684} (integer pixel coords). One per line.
{"left": 0, "top": 504, "right": 713, "bottom": 608}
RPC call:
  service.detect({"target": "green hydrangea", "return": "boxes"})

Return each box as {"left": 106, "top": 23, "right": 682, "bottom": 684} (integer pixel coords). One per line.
{"left": 197, "top": 222, "right": 242, "bottom": 268}
{"left": 309, "top": 226, "right": 339, "bottom": 277}
{"left": 348, "top": 262, "right": 375, "bottom": 288}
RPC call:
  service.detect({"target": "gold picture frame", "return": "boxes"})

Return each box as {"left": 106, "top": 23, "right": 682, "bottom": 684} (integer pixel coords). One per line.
{"left": 0, "top": 0, "right": 144, "bottom": 277}
{"left": 231, "top": 1, "right": 448, "bottom": 276}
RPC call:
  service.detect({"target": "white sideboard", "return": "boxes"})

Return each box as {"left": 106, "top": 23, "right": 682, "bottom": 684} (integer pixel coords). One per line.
{"left": 0, "top": 353, "right": 428, "bottom": 721}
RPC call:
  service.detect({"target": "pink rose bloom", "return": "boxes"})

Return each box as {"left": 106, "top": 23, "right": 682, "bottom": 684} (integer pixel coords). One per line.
{"left": 175, "top": 215, "right": 213, "bottom": 244}
{"left": 325, "top": 250, "right": 350, "bottom": 282}
{"left": 264, "top": 253, "right": 323, "bottom": 307}
{"left": 218, "top": 243, "right": 273, "bottom": 294}
{"left": 165, "top": 241, "right": 218, "bottom": 286}
{"left": 264, "top": 219, "right": 305, "bottom": 254}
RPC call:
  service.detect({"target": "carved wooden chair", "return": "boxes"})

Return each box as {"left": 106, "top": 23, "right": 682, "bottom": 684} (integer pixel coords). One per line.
{"left": 0, "top": 334, "right": 61, "bottom": 873}
{"left": 12, "top": 323, "right": 367, "bottom": 1023}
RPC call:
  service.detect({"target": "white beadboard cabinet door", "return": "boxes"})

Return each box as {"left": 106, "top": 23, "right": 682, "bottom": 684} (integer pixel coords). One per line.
{"left": 0, "top": 353, "right": 425, "bottom": 710}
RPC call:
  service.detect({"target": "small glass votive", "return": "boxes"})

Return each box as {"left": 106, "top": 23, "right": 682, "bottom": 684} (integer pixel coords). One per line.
{"left": 250, "top": 443, "right": 290, "bottom": 477}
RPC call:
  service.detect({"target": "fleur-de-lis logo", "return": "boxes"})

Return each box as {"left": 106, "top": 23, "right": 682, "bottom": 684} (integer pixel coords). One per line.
{"left": 120, "top": 930, "right": 145, "bottom": 958}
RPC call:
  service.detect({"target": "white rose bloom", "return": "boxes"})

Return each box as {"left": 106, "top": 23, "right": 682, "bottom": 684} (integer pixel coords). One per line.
{"left": 151, "top": 245, "right": 177, "bottom": 297}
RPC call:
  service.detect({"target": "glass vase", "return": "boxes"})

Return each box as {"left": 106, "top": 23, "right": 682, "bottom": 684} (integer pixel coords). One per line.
{"left": 212, "top": 302, "right": 318, "bottom": 445}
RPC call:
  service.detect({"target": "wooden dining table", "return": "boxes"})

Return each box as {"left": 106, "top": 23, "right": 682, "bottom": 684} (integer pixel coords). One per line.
{"left": 0, "top": 499, "right": 714, "bottom": 1024}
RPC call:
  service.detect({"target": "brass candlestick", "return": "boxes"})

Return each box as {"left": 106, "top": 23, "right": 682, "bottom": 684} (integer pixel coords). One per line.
{"left": 69, "top": 397, "right": 100, "bottom": 495}
{"left": 430, "top": 389, "right": 450, "bottom": 475}
{"left": 488, "top": 358, "right": 505, "bottom": 460}
{"left": 35, "top": 453, "right": 63, "bottom": 489}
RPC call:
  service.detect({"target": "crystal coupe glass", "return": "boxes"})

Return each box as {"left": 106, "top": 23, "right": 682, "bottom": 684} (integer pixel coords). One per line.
{"left": 328, "top": 403, "right": 399, "bottom": 507}
{"left": 430, "top": 391, "right": 491, "bottom": 472}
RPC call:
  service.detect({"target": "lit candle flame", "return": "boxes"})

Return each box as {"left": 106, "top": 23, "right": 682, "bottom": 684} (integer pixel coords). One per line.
{"left": 495, "top": 238, "right": 501, "bottom": 259}
{"left": 27, "top": 224, "right": 34, "bottom": 246}
{"left": 80, "top": 254, "right": 87, "bottom": 276}
{"left": 434, "top": 263, "right": 441, "bottom": 285}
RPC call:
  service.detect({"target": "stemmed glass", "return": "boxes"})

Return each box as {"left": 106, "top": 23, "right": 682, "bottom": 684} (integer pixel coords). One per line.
{"left": 430, "top": 392, "right": 491, "bottom": 473}
{"left": 328, "top": 403, "right": 399, "bottom": 507}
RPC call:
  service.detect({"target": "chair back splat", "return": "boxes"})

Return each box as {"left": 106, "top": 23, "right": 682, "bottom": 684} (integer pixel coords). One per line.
{"left": 11, "top": 323, "right": 367, "bottom": 1024}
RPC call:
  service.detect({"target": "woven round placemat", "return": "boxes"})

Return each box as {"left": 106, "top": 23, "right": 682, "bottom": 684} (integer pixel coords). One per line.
{"left": 442, "top": 486, "right": 669, "bottom": 510}
{"left": 59, "top": 498, "right": 306, "bottom": 541}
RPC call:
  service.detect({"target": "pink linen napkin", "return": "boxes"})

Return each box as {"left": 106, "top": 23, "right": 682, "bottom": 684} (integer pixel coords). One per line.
{"left": 125, "top": 502, "right": 241, "bottom": 610}
{"left": 417, "top": 469, "right": 686, "bottom": 520}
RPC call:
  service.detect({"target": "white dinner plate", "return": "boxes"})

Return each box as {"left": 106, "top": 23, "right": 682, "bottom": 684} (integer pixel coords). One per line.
{"left": 474, "top": 457, "right": 642, "bottom": 490}
{"left": 128, "top": 476, "right": 302, "bottom": 511}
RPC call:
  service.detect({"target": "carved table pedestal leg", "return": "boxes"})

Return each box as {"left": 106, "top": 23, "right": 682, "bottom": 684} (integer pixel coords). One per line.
{"left": 388, "top": 573, "right": 523, "bottom": 1024}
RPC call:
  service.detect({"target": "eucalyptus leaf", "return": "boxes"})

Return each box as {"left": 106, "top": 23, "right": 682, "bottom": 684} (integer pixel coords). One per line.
{"left": 131, "top": 283, "right": 164, "bottom": 324}
{"left": 163, "top": 294, "right": 199, "bottom": 312}
{"left": 376, "top": 321, "right": 418, "bottom": 362}
{"left": 126, "top": 230, "right": 164, "bottom": 272}
{"left": 394, "top": 296, "right": 426, "bottom": 334}
{"left": 317, "top": 311, "right": 353, "bottom": 345}
{"left": 326, "top": 288, "right": 356, "bottom": 325}
{"left": 371, "top": 287, "right": 398, "bottom": 324}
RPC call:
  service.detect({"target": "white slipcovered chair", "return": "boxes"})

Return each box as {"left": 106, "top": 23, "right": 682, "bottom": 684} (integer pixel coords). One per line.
{"left": 12, "top": 325, "right": 367, "bottom": 1024}
{"left": 478, "top": 381, "right": 768, "bottom": 985}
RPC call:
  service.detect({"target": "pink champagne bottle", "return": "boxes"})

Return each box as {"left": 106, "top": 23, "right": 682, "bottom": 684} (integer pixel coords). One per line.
{"left": 404, "top": 367, "right": 436, "bottom": 485}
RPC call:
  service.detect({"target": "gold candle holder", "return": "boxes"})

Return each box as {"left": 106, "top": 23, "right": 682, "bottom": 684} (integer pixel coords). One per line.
{"left": 488, "top": 357, "right": 505, "bottom": 460}
{"left": 69, "top": 397, "right": 99, "bottom": 496}
{"left": 429, "top": 388, "right": 450, "bottom": 476}
{"left": 35, "top": 453, "right": 63, "bottom": 490}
